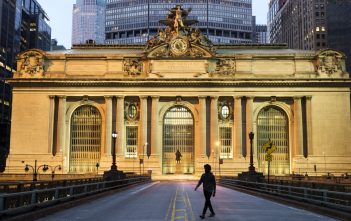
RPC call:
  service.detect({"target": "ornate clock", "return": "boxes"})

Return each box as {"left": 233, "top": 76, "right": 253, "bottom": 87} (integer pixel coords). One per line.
{"left": 170, "top": 38, "right": 189, "bottom": 56}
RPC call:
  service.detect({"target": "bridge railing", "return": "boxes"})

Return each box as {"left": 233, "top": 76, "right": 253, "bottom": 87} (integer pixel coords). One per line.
{"left": 0, "top": 177, "right": 104, "bottom": 193}
{"left": 219, "top": 177, "right": 351, "bottom": 213}
{"left": 0, "top": 176, "right": 150, "bottom": 217}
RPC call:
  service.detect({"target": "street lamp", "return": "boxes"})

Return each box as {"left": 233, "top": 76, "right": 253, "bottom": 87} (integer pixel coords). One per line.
{"left": 96, "top": 162, "right": 100, "bottom": 175}
{"left": 48, "top": 165, "right": 62, "bottom": 181}
{"left": 248, "top": 132, "right": 256, "bottom": 173}
{"left": 143, "top": 142, "right": 148, "bottom": 175}
{"left": 24, "top": 160, "right": 49, "bottom": 182}
{"left": 111, "top": 131, "right": 118, "bottom": 171}
{"left": 216, "top": 141, "right": 221, "bottom": 177}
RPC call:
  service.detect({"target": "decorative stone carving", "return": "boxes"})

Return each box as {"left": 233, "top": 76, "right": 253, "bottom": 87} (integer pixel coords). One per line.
{"left": 144, "top": 5, "right": 214, "bottom": 58}
{"left": 18, "top": 50, "right": 46, "bottom": 77}
{"left": 125, "top": 100, "right": 140, "bottom": 122}
{"left": 316, "top": 50, "right": 343, "bottom": 76}
{"left": 123, "top": 58, "right": 143, "bottom": 76}
{"left": 210, "top": 59, "right": 236, "bottom": 77}
{"left": 218, "top": 100, "right": 233, "bottom": 122}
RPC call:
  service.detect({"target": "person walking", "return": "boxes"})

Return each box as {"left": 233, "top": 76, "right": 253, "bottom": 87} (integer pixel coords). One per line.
{"left": 195, "top": 164, "right": 216, "bottom": 219}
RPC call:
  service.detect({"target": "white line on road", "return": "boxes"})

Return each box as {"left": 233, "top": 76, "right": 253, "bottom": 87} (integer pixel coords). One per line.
{"left": 129, "top": 181, "right": 160, "bottom": 195}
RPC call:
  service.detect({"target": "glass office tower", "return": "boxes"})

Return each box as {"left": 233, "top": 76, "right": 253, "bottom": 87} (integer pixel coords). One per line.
{"left": 72, "top": 0, "right": 106, "bottom": 44}
{"left": 105, "top": 0, "right": 253, "bottom": 44}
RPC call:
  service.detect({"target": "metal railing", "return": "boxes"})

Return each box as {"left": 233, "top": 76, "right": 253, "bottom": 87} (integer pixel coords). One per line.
{"left": 0, "top": 176, "right": 150, "bottom": 216}
{"left": 219, "top": 177, "right": 351, "bottom": 213}
{"left": 0, "top": 177, "right": 104, "bottom": 193}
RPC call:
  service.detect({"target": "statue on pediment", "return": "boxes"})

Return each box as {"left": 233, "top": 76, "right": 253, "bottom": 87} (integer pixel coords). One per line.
{"left": 144, "top": 5, "right": 214, "bottom": 58}
{"left": 316, "top": 50, "right": 344, "bottom": 76}
{"left": 17, "top": 50, "right": 46, "bottom": 77}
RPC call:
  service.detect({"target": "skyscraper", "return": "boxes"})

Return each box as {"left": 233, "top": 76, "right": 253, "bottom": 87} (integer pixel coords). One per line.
{"left": 0, "top": 0, "right": 21, "bottom": 172}
{"left": 21, "top": 0, "right": 51, "bottom": 51}
{"left": 105, "top": 0, "right": 254, "bottom": 45}
{"left": 268, "top": 0, "right": 351, "bottom": 72}
{"left": 72, "top": 0, "right": 106, "bottom": 45}
{"left": 254, "top": 25, "right": 268, "bottom": 43}
{"left": 0, "top": 0, "right": 51, "bottom": 172}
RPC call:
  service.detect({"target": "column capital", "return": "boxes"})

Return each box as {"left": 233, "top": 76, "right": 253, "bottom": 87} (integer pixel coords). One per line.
{"left": 234, "top": 96, "right": 243, "bottom": 100}
{"left": 198, "top": 96, "right": 207, "bottom": 99}
{"left": 210, "top": 96, "right": 219, "bottom": 100}
{"left": 139, "top": 95, "right": 149, "bottom": 100}
{"left": 293, "top": 96, "right": 303, "bottom": 100}
{"left": 246, "top": 96, "right": 255, "bottom": 100}
{"left": 57, "top": 95, "right": 66, "bottom": 99}
{"left": 49, "top": 95, "right": 55, "bottom": 99}
{"left": 115, "top": 95, "right": 125, "bottom": 99}
{"left": 306, "top": 96, "right": 312, "bottom": 100}
{"left": 151, "top": 95, "right": 160, "bottom": 99}
{"left": 104, "top": 95, "right": 113, "bottom": 99}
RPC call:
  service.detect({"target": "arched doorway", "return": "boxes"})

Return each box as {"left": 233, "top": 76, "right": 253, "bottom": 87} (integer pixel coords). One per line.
{"left": 163, "top": 105, "right": 194, "bottom": 174}
{"left": 257, "top": 106, "right": 290, "bottom": 175}
{"left": 69, "top": 105, "right": 102, "bottom": 173}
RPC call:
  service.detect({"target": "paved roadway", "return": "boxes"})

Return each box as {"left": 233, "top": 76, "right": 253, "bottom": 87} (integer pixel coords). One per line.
{"left": 37, "top": 181, "right": 336, "bottom": 221}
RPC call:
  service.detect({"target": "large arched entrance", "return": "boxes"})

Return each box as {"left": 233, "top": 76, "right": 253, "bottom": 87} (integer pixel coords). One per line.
{"left": 69, "top": 105, "right": 102, "bottom": 173}
{"left": 163, "top": 105, "right": 194, "bottom": 174}
{"left": 257, "top": 106, "right": 290, "bottom": 175}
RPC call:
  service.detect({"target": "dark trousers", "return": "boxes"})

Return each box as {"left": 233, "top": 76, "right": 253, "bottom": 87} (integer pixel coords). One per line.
{"left": 202, "top": 190, "right": 215, "bottom": 215}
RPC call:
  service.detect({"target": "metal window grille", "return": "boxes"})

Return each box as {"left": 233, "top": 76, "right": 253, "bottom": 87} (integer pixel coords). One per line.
{"left": 126, "top": 126, "right": 138, "bottom": 158}
{"left": 219, "top": 127, "right": 232, "bottom": 159}
{"left": 163, "top": 106, "right": 194, "bottom": 174}
{"left": 69, "top": 105, "right": 102, "bottom": 173}
{"left": 257, "top": 106, "right": 290, "bottom": 175}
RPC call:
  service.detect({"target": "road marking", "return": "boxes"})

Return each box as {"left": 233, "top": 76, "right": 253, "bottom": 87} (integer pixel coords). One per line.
{"left": 171, "top": 187, "right": 179, "bottom": 221}
{"left": 185, "top": 191, "right": 196, "bottom": 221}
{"left": 164, "top": 189, "right": 177, "bottom": 221}
{"left": 130, "top": 181, "right": 159, "bottom": 195}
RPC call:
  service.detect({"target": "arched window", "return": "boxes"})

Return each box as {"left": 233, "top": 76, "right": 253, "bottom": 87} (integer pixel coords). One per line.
{"left": 257, "top": 106, "right": 290, "bottom": 175}
{"left": 163, "top": 106, "right": 194, "bottom": 174}
{"left": 69, "top": 105, "right": 102, "bottom": 173}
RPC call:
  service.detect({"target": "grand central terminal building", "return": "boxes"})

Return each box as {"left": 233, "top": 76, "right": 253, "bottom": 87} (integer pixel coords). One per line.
{"left": 5, "top": 6, "right": 351, "bottom": 177}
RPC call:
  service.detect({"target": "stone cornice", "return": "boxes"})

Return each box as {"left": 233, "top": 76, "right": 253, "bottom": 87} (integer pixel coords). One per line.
{"left": 7, "top": 78, "right": 351, "bottom": 88}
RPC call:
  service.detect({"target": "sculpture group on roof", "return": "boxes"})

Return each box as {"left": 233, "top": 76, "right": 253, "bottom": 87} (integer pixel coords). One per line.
{"left": 145, "top": 5, "right": 213, "bottom": 56}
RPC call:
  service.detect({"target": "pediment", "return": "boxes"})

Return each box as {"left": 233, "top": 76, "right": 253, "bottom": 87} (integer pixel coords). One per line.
{"left": 143, "top": 5, "right": 215, "bottom": 59}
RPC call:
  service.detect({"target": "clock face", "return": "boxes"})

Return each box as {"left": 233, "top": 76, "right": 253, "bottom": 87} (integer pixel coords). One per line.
{"left": 170, "top": 38, "right": 188, "bottom": 56}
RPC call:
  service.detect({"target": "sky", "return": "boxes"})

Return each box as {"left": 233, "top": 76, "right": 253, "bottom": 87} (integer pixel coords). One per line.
{"left": 37, "top": 0, "right": 269, "bottom": 49}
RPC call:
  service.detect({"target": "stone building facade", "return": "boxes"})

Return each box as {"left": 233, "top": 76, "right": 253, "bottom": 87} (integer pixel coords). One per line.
{"left": 5, "top": 6, "right": 351, "bottom": 178}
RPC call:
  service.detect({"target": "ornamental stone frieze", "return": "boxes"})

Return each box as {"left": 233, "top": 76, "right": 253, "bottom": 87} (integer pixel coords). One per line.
{"left": 210, "top": 59, "right": 236, "bottom": 77}
{"left": 144, "top": 5, "right": 214, "bottom": 59}
{"left": 315, "top": 49, "right": 345, "bottom": 77}
{"left": 16, "top": 49, "right": 46, "bottom": 78}
{"left": 123, "top": 58, "right": 143, "bottom": 76}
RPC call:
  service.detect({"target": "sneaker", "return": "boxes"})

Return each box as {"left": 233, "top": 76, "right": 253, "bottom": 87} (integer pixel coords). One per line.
{"left": 199, "top": 215, "right": 205, "bottom": 219}
{"left": 209, "top": 213, "right": 215, "bottom": 217}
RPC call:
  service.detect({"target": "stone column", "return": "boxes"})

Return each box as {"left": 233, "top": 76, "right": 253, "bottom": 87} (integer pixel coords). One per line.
{"left": 140, "top": 96, "right": 148, "bottom": 156}
{"left": 48, "top": 95, "right": 55, "bottom": 154}
{"left": 294, "top": 96, "right": 303, "bottom": 156}
{"left": 105, "top": 96, "right": 113, "bottom": 156}
{"left": 116, "top": 96, "right": 125, "bottom": 155}
{"left": 199, "top": 96, "right": 207, "bottom": 156}
{"left": 210, "top": 96, "right": 219, "bottom": 156}
{"left": 57, "top": 96, "right": 66, "bottom": 154}
{"left": 151, "top": 96, "right": 160, "bottom": 155}
{"left": 234, "top": 96, "right": 242, "bottom": 157}
{"left": 306, "top": 96, "right": 313, "bottom": 155}
{"left": 246, "top": 96, "right": 254, "bottom": 156}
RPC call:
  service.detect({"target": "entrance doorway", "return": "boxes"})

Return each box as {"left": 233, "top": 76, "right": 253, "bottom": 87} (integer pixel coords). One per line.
{"left": 162, "top": 105, "right": 194, "bottom": 174}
